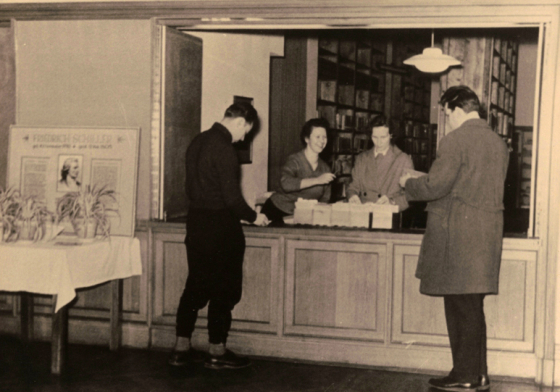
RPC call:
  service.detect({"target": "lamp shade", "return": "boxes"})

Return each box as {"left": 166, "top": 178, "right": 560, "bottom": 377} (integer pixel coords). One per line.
{"left": 403, "top": 47, "right": 461, "bottom": 73}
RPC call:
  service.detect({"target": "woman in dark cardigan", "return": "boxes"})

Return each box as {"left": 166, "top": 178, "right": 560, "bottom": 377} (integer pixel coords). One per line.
{"left": 261, "top": 118, "right": 336, "bottom": 224}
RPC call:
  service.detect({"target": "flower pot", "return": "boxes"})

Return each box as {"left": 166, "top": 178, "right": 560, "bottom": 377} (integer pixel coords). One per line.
{"left": 71, "top": 218, "right": 98, "bottom": 239}
{"left": 42, "top": 221, "right": 65, "bottom": 242}
{"left": 16, "top": 220, "right": 41, "bottom": 242}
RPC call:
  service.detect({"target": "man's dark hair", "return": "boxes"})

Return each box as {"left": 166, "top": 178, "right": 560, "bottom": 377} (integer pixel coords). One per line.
{"left": 440, "top": 85, "right": 481, "bottom": 114}
{"left": 300, "top": 118, "right": 330, "bottom": 145}
{"left": 224, "top": 102, "right": 259, "bottom": 125}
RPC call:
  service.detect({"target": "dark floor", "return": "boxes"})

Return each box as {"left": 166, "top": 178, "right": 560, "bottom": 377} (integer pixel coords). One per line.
{"left": 0, "top": 335, "right": 555, "bottom": 392}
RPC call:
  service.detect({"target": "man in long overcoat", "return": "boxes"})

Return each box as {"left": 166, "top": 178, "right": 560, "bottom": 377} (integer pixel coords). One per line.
{"left": 399, "top": 85, "right": 509, "bottom": 391}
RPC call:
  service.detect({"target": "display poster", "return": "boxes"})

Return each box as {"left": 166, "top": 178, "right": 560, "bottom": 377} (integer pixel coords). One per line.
{"left": 8, "top": 126, "right": 140, "bottom": 237}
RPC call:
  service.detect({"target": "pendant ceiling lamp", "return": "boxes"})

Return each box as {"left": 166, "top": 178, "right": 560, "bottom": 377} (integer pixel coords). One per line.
{"left": 403, "top": 30, "right": 461, "bottom": 73}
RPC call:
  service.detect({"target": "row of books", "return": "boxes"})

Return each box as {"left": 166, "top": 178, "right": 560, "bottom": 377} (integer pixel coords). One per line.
{"left": 492, "top": 59, "right": 516, "bottom": 89}
{"left": 404, "top": 85, "right": 431, "bottom": 106}
{"left": 494, "top": 37, "right": 517, "bottom": 68}
{"left": 318, "top": 80, "right": 384, "bottom": 111}
{"left": 489, "top": 111, "right": 514, "bottom": 136}
{"left": 404, "top": 121, "right": 434, "bottom": 139}
{"left": 404, "top": 138, "right": 429, "bottom": 155}
{"left": 491, "top": 82, "right": 515, "bottom": 113}
{"left": 317, "top": 105, "right": 384, "bottom": 130}
{"left": 334, "top": 132, "right": 371, "bottom": 153}
{"left": 404, "top": 102, "right": 430, "bottom": 122}
{"left": 319, "top": 38, "right": 387, "bottom": 64}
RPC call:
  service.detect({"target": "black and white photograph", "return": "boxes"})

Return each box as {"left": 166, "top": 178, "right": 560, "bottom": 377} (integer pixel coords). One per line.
{"left": 0, "top": 2, "right": 559, "bottom": 392}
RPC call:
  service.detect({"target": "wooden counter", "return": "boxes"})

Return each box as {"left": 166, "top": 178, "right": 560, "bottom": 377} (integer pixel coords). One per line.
{"left": 0, "top": 221, "right": 541, "bottom": 379}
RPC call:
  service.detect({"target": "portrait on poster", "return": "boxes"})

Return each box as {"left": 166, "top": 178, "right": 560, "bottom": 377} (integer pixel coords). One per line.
{"left": 57, "top": 155, "right": 83, "bottom": 192}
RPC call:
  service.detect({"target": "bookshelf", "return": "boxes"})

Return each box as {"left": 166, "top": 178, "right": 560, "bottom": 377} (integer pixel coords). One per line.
{"left": 315, "top": 34, "right": 388, "bottom": 199}
{"left": 488, "top": 37, "right": 518, "bottom": 139}
{"left": 401, "top": 71, "right": 435, "bottom": 172}
{"left": 316, "top": 37, "right": 385, "bottom": 158}
{"left": 440, "top": 33, "right": 519, "bottom": 142}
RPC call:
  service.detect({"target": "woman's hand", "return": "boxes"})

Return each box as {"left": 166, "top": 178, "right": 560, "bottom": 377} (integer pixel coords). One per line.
{"left": 348, "top": 195, "right": 361, "bottom": 204}
{"left": 376, "top": 195, "right": 390, "bottom": 205}
{"left": 314, "top": 173, "right": 336, "bottom": 185}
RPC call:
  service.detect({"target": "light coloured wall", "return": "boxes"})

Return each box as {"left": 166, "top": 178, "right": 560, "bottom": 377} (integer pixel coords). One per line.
{"left": 515, "top": 39, "right": 537, "bottom": 127}
{"left": 14, "top": 19, "right": 153, "bottom": 220}
{"left": 189, "top": 31, "right": 284, "bottom": 207}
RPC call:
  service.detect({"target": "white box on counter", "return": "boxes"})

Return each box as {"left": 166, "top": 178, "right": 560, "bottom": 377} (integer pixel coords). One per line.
{"left": 312, "top": 203, "right": 332, "bottom": 226}
{"left": 293, "top": 199, "right": 398, "bottom": 229}
{"left": 293, "top": 198, "right": 317, "bottom": 225}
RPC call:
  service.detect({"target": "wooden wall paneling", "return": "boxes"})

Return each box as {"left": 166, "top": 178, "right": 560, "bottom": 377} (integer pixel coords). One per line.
{"left": 152, "top": 231, "right": 188, "bottom": 325}
{"left": 0, "top": 293, "right": 14, "bottom": 312}
{"left": 120, "top": 230, "right": 149, "bottom": 321}
{"left": 485, "top": 249, "right": 537, "bottom": 352}
{"left": 230, "top": 236, "right": 281, "bottom": 334}
{"left": 0, "top": 293, "right": 17, "bottom": 335}
{"left": 32, "top": 295, "right": 54, "bottom": 314}
{"left": 152, "top": 229, "right": 282, "bottom": 334}
{"left": 72, "top": 283, "right": 112, "bottom": 314}
{"left": 284, "top": 238, "right": 387, "bottom": 341}
{"left": 393, "top": 243, "right": 537, "bottom": 352}
{"left": 392, "top": 244, "right": 448, "bottom": 346}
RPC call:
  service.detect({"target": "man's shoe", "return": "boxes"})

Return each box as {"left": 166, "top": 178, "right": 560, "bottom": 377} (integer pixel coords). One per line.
{"left": 204, "top": 349, "right": 251, "bottom": 370}
{"left": 428, "top": 375, "right": 480, "bottom": 391}
{"left": 167, "top": 348, "right": 205, "bottom": 366}
{"left": 477, "top": 374, "right": 491, "bottom": 390}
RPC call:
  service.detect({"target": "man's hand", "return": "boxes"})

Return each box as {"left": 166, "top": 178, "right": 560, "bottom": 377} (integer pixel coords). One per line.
{"left": 253, "top": 213, "right": 270, "bottom": 226}
{"left": 376, "top": 195, "right": 390, "bottom": 205}
{"left": 348, "top": 195, "right": 361, "bottom": 204}
{"left": 399, "top": 172, "right": 412, "bottom": 188}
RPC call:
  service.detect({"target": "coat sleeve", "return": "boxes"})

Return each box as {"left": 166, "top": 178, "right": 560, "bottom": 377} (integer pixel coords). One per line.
{"left": 391, "top": 155, "right": 414, "bottom": 211}
{"left": 346, "top": 154, "right": 364, "bottom": 199}
{"left": 280, "top": 155, "right": 303, "bottom": 192}
{"left": 405, "top": 136, "right": 462, "bottom": 202}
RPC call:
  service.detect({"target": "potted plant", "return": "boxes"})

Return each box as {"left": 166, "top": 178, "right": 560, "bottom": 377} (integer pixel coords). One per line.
{"left": 13, "top": 194, "right": 53, "bottom": 242}
{"left": 56, "top": 185, "right": 117, "bottom": 239}
{"left": 0, "top": 187, "right": 20, "bottom": 242}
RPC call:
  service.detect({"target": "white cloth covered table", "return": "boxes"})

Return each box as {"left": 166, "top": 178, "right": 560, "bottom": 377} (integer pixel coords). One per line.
{"left": 0, "top": 236, "right": 142, "bottom": 312}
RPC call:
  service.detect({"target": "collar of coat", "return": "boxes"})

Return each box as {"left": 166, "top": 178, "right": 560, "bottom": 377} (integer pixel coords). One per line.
{"left": 211, "top": 122, "right": 233, "bottom": 143}
{"left": 453, "top": 118, "right": 490, "bottom": 132}
{"left": 368, "top": 144, "right": 404, "bottom": 160}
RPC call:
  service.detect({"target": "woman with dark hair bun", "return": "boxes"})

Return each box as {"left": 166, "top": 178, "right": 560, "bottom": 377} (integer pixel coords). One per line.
{"left": 261, "top": 118, "right": 335, "bottom": 224}
{"left": 346, "top": 115, "right": 413, "bottom": 211}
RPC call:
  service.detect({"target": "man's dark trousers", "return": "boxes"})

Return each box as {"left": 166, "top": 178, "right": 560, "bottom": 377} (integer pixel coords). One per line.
{"left": 443, "top": 294, "right": 488, "bottom": 382}
{"left": 176, "top": 208, "right": 245, "bottom": 344}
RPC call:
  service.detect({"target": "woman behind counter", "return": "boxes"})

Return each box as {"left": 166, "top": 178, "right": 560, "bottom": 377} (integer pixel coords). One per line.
{"left": 347, "top": 115, "right": 413, "bottom": 211}
{"left": 261, "top": 118, "right": 336, "bottom": 224}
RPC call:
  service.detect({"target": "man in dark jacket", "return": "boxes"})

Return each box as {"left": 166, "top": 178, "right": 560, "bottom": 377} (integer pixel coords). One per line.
{"left": 399, "top": 86, "right": 509, "bottom": 391}
{"left": 168, "top": 102, "right": 268, "bottom": 370}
